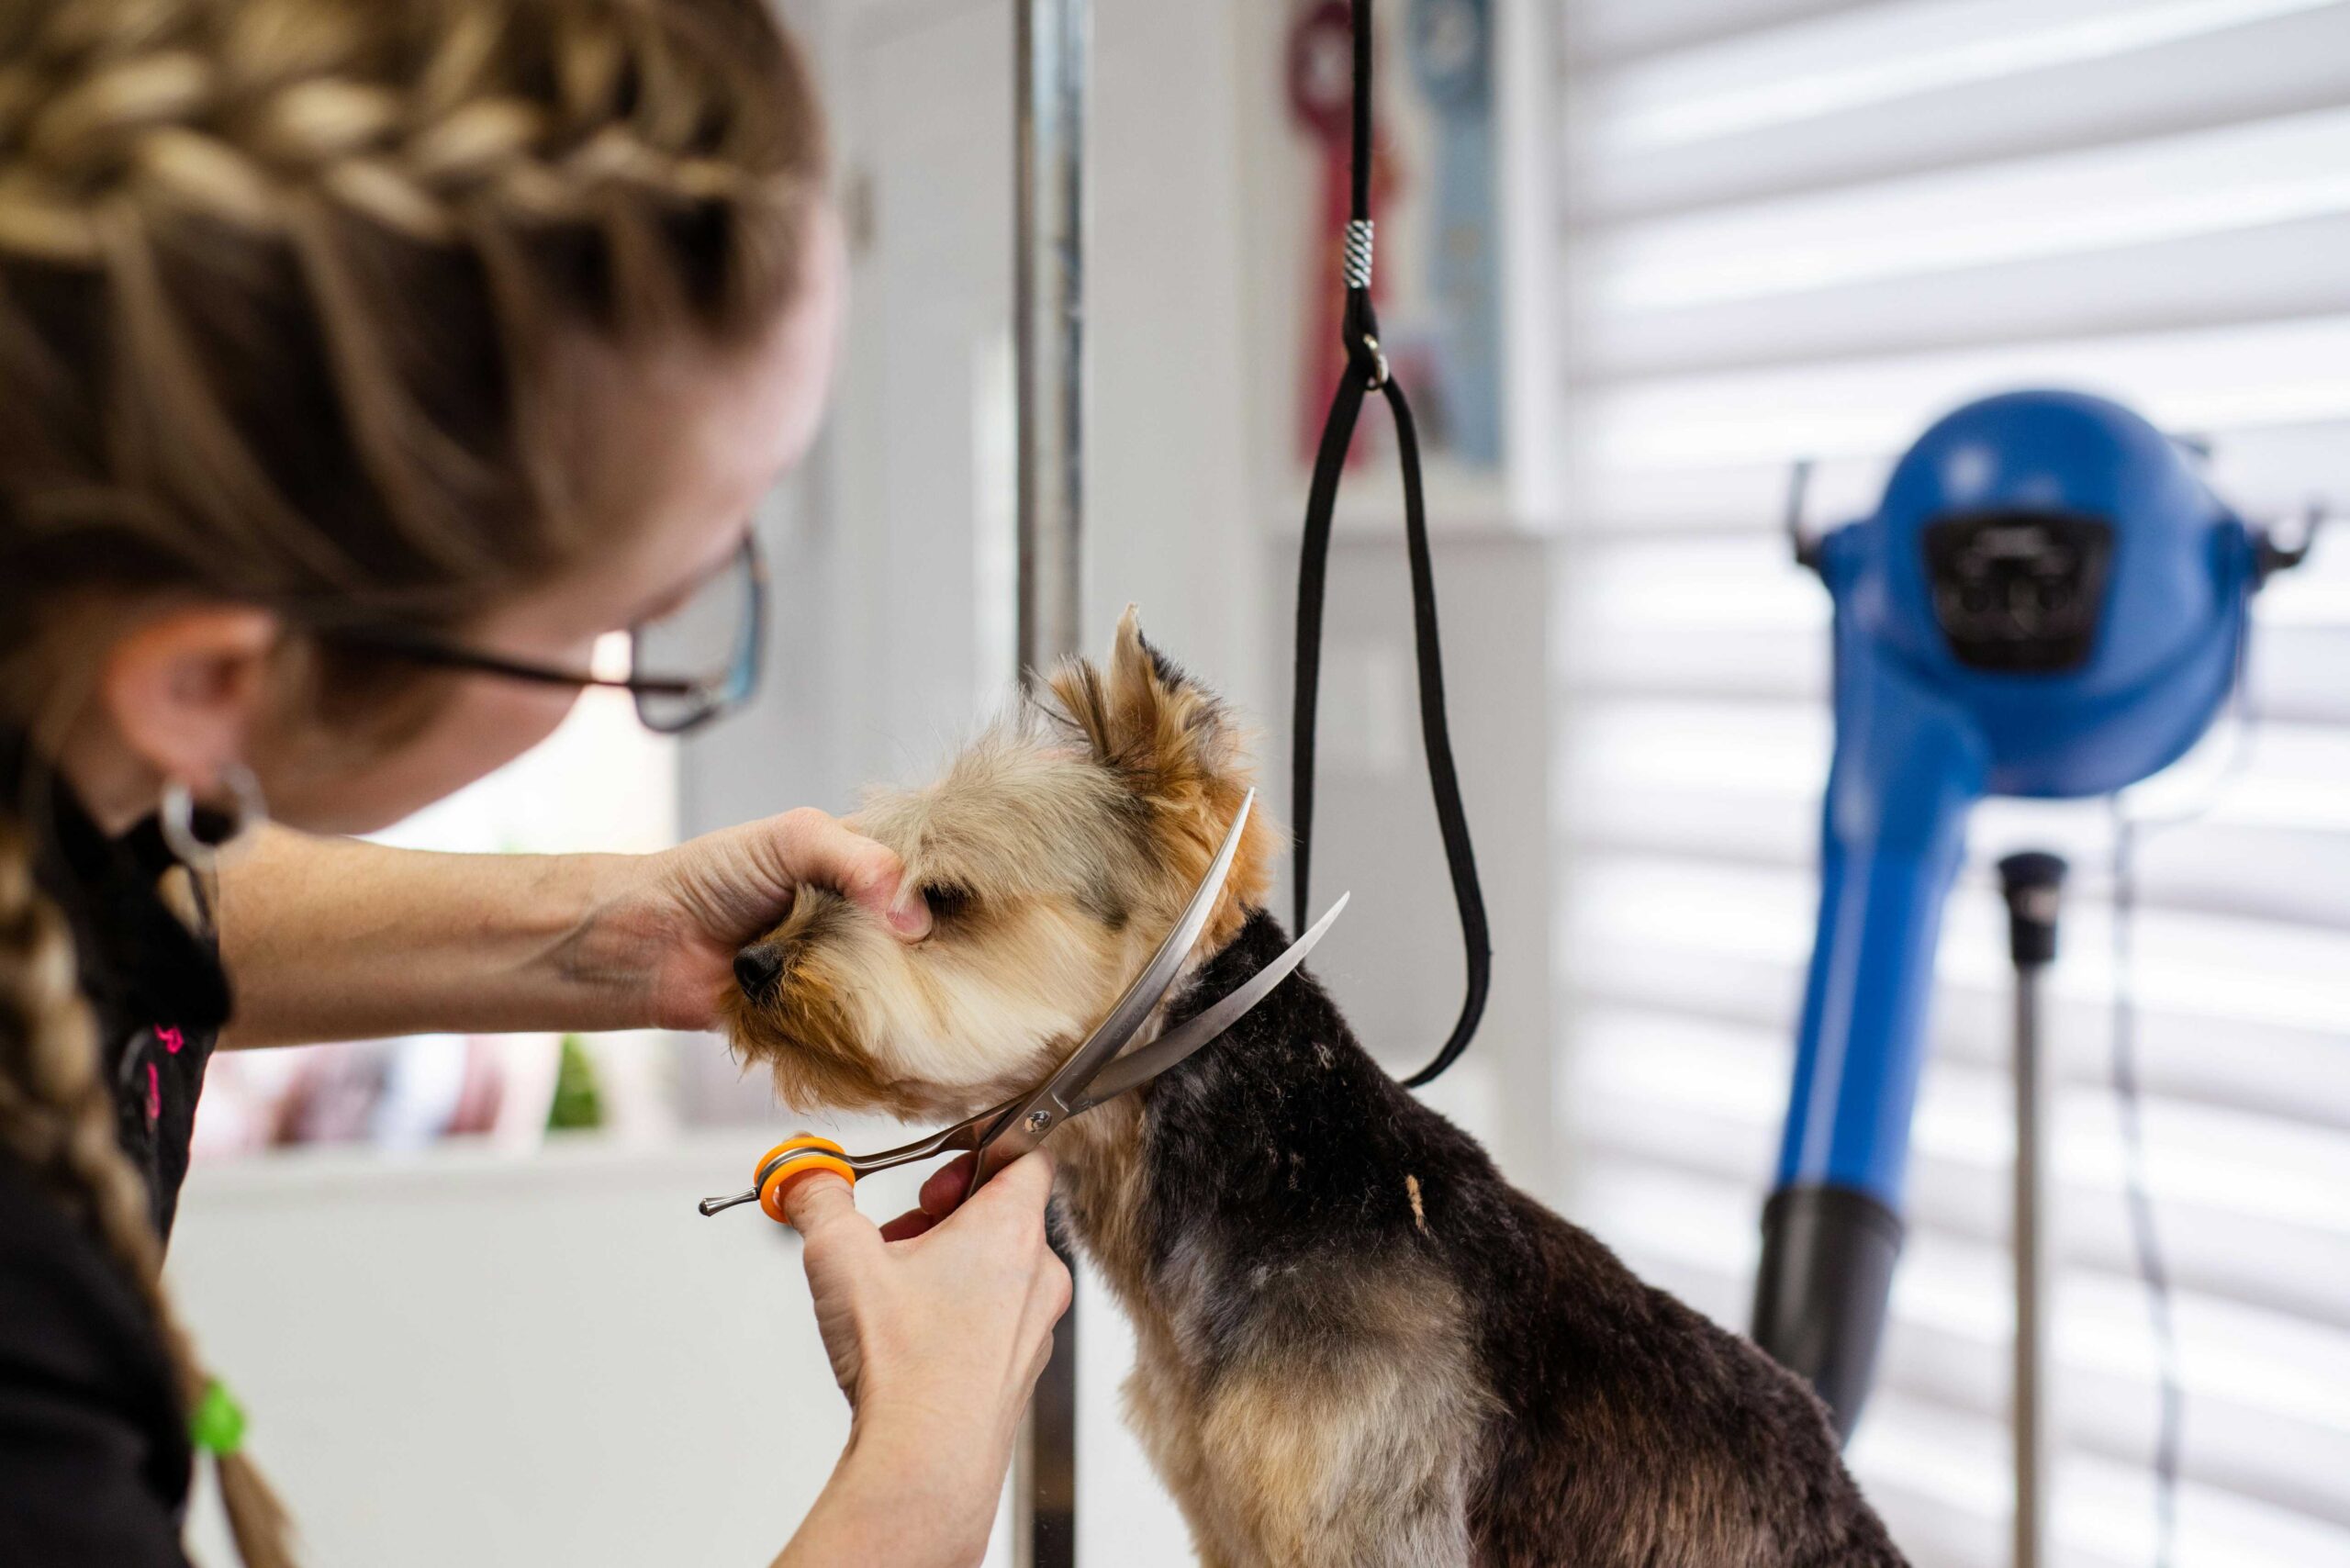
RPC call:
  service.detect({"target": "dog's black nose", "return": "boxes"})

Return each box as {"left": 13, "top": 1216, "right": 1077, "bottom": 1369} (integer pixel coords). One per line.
{"left": 733, "top": 945, "right": 785, "bottom": 999}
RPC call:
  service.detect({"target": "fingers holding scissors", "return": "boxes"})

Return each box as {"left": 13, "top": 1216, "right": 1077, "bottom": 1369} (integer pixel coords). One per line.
{"left": 878, "top": 1152, "right": 978, "bottom": 1241}
{"left": 778, "top": 1141, "right": 1069, "bottom": 1429}
{"left": 955, "top": 1149, "right": 1073, "bottom": 1389}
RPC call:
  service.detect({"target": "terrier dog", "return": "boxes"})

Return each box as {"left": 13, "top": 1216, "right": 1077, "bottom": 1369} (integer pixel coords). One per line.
{"left": 726, "top": 610, "right": 1907, "bottom": 1568}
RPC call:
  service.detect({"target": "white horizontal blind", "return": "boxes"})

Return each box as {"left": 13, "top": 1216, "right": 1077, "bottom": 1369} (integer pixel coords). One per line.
{"left": 1552, "top": 4, "right": 2350, "bottom": 1566}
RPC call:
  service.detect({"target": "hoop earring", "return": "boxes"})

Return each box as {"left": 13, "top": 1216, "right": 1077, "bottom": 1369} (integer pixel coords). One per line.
{"left": 160, "top": 763, "right": 269, "bottom": 871}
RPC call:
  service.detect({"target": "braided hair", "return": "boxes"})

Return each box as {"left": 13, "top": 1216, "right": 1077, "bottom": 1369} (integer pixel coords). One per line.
{"left": 0, "top": 3, "right": 829, "bottom": 1562}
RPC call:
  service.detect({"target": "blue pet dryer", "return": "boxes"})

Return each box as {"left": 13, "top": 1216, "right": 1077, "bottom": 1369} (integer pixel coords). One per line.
{"left": 1751, "top": 389, "right": 2307, "bottom": 1439}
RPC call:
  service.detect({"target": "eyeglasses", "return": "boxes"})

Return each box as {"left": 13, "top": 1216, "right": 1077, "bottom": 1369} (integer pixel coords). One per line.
{"left": 330, "top": 533, "right": 768, "bottom": 735}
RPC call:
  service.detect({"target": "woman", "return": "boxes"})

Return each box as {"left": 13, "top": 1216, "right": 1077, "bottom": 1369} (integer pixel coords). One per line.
{"left": 0, "top": 3, "right": 1069, "bottom": 1565}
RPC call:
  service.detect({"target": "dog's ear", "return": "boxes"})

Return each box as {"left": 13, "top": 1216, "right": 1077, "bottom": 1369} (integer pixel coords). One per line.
{"left": 1110, "top": 603, "right": 1194, "bottom": 700}
{"left": 1050, "top": 607, "right": 1273, "bottom": 935}
{"left": 1047, "top": 606, "right": 1242, "bottom": 799}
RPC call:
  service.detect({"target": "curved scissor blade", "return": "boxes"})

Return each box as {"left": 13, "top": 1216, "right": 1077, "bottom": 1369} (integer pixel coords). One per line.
{"left": 1070, "top": 891, "right": 1348, "bottom": 1115}
{"left": 965, "top": 788, "right": 1256, "bottom": 1191}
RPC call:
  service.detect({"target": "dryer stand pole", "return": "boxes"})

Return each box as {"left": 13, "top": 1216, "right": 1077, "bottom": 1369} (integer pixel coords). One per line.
{"left": 1998, "top": 851, "right": 2069, "bottom": 1568}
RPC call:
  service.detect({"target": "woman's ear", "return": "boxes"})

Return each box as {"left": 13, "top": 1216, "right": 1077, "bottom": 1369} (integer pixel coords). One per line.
{"left": 98, "top": 606, "right": 281, "bottom": 794}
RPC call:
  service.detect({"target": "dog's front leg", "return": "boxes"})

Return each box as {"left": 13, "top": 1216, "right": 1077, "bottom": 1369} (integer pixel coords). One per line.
{"left": 1189, "top": 1357, "right": 1482, "bottom": 1568}
{"left": 1123, "top": 1337, "right": 1248, "bottom": 1567}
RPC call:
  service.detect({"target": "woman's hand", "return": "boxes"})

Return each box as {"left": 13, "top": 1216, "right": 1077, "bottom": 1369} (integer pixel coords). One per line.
{"left": 772, "top": 1150, "right": 1072, "bottom": 1568}
{"left": 599, "top": 808, "right": 933, "bottom": 1033}
{"left": 215, "top": 811, "right": 927, "bottom": 1047}
{"left": 792, "top": 1150, "right": 1069, "bottom": 1428}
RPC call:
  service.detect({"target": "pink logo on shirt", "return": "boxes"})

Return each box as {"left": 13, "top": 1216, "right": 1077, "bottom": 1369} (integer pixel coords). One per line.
{"left": 155, "top": 1025, "right": 185, "bottom": 1056}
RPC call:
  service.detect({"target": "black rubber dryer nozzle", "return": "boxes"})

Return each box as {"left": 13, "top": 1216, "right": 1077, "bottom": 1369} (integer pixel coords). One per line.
{"left": 1751, "top": 1183, "right": 1906, "bottom": 1442}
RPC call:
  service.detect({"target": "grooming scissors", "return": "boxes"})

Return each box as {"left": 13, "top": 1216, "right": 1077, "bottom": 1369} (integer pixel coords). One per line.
{"left": 699, "top": 788, "right": 1349, "bottom": 1224}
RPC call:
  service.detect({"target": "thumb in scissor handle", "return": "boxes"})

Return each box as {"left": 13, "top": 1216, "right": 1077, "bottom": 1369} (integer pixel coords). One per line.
{"left": 699, "top": 1136, "right": 857, "bottom": 1222}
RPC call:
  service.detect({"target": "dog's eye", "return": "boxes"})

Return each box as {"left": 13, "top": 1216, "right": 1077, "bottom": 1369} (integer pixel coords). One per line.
{"left": 920, "top": 883, "right": 975, "bottom": 922}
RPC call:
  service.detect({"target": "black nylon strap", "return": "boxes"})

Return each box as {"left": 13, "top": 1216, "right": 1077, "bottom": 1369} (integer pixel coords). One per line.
{"left": 1291, "top": 0, "right": 1490, "bottom": 1089}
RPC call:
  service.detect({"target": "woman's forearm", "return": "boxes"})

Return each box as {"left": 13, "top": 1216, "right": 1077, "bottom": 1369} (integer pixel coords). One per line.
{"left": 214, "top": 825, "right": 649, "bottom": 1047}
{"left": 772, "top": 1415, "right": 1004, "bottom": 1568}
{"left": 214, "top": 808, "right": 919, "bottom": 1047}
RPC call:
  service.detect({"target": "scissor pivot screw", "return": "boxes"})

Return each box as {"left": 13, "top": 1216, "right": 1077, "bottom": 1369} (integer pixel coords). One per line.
{"left": 1025, "top": 1110, "right": 1053, "bottom": 1133}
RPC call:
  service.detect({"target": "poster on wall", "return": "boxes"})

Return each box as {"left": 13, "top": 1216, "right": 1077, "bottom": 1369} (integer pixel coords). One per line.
{"left": 1288, "top": 0, "right": 1503, "bottom": 476}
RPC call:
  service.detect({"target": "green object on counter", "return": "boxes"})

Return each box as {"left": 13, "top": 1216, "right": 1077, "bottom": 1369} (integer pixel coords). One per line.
{"left": 547, "top": 1034, "right": 605, "bottom": 1130}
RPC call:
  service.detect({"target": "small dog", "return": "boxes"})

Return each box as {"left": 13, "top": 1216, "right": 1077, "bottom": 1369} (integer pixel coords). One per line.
{"left": 727, "top": 610, "right": 1907, "bottom": 1568}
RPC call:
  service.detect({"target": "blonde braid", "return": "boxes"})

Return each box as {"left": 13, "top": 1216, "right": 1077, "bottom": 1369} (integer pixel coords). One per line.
{"left": 0, "top": 0, "right": 826, "bottom": 615}
{"left": 1, "top": 1, "right": 806, "bottom": 265}
{"left": 0, "top": 6, "right": 830, "bottom": 1566}
{"left": 0, "top": 812, "right": 295, "bottom": 1567}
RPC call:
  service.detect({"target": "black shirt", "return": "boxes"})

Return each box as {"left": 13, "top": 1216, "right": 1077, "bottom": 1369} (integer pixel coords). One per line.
{"left": 0, "top": 735, "right": 231, "bottom": 1567}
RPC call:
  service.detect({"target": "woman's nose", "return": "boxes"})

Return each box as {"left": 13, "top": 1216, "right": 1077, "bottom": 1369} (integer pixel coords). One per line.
{"left": 733, "top": 944, "right": 785, "bottom": 999}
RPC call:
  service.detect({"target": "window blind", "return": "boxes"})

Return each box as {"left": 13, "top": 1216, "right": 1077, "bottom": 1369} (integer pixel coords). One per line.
{"left": 1552, "top": 4, "right": 2350, "bottom": 1565}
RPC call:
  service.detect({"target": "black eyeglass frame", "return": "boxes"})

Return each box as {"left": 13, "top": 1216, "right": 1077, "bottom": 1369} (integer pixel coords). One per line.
{"left": 328, "top": 533, "right": 768, "bottom": 736}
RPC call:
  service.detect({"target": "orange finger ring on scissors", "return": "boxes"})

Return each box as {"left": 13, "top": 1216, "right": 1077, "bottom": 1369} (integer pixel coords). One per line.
{"left": 738, "top": 1136, "right": 857, "bottom": 1223}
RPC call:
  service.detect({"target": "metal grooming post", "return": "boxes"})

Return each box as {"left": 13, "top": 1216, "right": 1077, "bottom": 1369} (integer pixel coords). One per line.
{"left": 1016, "top": 0, "right": 1087, "bottom": 665}
{"left": 1013, "top": 0, "right": 1087, "bottom": 1562}
{"left": 1998, "top": 851, "right": 2068, "bottom": 1568}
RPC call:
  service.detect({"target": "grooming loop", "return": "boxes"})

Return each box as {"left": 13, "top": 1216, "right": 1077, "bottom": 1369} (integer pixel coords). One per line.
{"left": 1292, "top": 0, "right": 1489, "bottom": 1090}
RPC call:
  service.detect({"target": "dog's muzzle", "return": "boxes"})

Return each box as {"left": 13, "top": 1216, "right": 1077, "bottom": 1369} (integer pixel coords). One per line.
{"left": 733, "top": 943, "right": 785, "bottom": 1001}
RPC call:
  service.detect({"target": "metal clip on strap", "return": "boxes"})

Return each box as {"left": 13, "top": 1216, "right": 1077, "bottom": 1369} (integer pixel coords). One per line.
{"left": 1344, "top": 218, "right": 1375, "bottom": 289}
